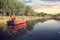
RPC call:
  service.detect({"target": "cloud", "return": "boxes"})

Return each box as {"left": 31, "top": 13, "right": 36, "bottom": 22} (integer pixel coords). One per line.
{"left": 21, "top": 0, "right": 60, "bottom": 7}
{"left": 40, "top": 0, "right": 60, "bottom": 1}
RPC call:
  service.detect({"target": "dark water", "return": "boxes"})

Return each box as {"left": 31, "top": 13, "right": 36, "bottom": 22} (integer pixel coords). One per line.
{"left": 0, "top": 19, "right": 60, "bottom": 40}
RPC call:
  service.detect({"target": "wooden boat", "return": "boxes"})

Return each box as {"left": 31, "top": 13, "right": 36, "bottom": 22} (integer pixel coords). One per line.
{"left": 7, "top": 19, "right": 28, "bottom": 34}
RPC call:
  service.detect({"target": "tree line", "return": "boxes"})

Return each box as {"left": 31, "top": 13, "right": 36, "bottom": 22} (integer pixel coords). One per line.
{"left": 0, "top": 0, "right": 60, "bottom": 17}
{"left": 0, "top": 0, "right": 37, "bottom": 16}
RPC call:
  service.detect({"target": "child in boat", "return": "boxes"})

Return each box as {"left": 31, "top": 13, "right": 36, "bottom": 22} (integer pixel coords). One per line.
{"left": 10, "top": 12, "right": 16, "bottom": 21}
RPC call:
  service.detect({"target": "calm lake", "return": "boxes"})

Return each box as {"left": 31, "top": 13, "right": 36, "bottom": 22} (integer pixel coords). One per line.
{"left": 0, "top": 19, "right": 60, "bottom": 40}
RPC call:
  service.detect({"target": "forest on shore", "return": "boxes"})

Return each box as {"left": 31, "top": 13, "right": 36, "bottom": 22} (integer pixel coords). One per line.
{"left": 0, "top": 0, "right": 60, "bottom": 17}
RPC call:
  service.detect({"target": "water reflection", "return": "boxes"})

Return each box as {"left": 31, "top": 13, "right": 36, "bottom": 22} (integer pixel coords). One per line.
{"left": 18, "top": 19, "right": 60, "bottom": 40}
{"left": 52, "top": 18, "right": 60, "bottom": 21}
{"left": 31, "top": 19, "right": 60, "bottom": 40}
{"left": 0, "top": 18, "right": 60, "bottom": 40}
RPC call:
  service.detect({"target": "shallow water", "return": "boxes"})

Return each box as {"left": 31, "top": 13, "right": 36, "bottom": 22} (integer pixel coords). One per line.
{"left": 0, "top": 19, "right": 60, "bottom": 40}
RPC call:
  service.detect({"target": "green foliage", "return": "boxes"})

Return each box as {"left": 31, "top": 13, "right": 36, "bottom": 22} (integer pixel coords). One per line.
{"left": 1, "top": 0, "right": 59, "bottom": 17}
{"left": 38, "top": 12, "right": 52, "bottom": 17}
{"left": 38, "top": 12, "right": 47, "bottom": 16}
{"left": 0, "top": 0, "right": 38, "bottom": 16}
{"left": 55, "top": 14, "right": 60, "bottom": 16}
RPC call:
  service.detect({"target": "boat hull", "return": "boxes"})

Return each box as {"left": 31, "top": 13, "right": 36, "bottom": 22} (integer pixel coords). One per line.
{"left": 7, "top": 19, "right": 28, "bottom": 34}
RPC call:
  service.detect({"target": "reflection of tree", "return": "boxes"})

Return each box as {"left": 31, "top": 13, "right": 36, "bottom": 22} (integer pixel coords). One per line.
{"left": 52, "top": 18, "right": 60, "bottom": 21}
{"left": 26, "top": 19, "right": 42, "bottom": 31}
{"left": 38, "top": 18, "right": 51, "bottom": 23}
{"left": 0, "top": 27, "right": 27, "bottom": 40}
{"left": 0, "top": 29, "right": 10, "bottom": 40}
{"left": 16, "top": 28, "right": 27, "bottom": 36}
{"left": 26, "top": 22, "right": 34, "bottom": 31}
{"left": 25, "top": 18, "right": 50, "bottom": 31}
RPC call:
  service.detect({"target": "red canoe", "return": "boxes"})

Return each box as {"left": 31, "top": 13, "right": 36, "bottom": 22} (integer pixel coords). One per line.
{"left": 7, "top": 19, "right": 28, "bottom": 33}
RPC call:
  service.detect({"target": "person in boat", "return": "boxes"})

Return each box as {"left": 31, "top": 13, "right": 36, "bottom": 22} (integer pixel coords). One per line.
{"left": 22, "top": 14, "right": 25, "bottom": 20}
{"left": 10, "top": 12, "right": 16, "bottom": 21}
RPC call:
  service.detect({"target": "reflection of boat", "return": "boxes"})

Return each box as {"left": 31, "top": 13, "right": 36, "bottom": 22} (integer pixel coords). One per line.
{"left": 7, "top": 19, "right": 28, "bottom": 34}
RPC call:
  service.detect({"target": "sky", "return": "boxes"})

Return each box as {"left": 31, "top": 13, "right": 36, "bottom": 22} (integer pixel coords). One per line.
{"left": 20, "top": 0, "right": 60, "bottom": 14}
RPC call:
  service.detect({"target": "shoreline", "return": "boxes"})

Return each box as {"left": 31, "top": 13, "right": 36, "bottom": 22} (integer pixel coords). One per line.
{"left": 0, "top": 16, "right": 60, "bottom": 24}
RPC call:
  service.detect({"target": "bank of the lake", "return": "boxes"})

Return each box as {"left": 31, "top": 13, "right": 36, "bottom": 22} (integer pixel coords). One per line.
{"left": 0, "top": 16, "right": 57, "bottom": 25}
{"left": 0, "top": 16, "right": 40, "bottom": 23}
{"left": 0, "top": 16, "right": 42, "bottom": 28}
{"left": 0, "top": 16, "right": 59, "bottom": 32}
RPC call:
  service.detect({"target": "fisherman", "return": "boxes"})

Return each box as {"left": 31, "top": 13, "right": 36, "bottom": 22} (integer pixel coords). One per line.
{"left": 9, "top": 12, "right": 16, "bottom": 26}
{"left": 10, "top": 12, "right": 16, "bottom": 21}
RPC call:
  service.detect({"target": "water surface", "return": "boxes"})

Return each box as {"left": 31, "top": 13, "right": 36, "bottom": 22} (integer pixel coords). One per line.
{"left": 0, "top": 19, "right": 60, "bottom": 40}
{"left": 18, "top": 19, "right": 60, "bottom": 40}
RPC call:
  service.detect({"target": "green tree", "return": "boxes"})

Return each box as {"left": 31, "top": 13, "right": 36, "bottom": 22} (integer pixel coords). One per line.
{"left": 0, "top": 0, "right": 37, "bottom": 16}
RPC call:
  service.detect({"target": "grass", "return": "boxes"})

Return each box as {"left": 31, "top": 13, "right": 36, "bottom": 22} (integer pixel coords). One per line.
{"left": 0, "top": 16, "right": 40, "bottom": 27}
{"left": 0, "top": 16, "right": 40, "bottom": 23}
